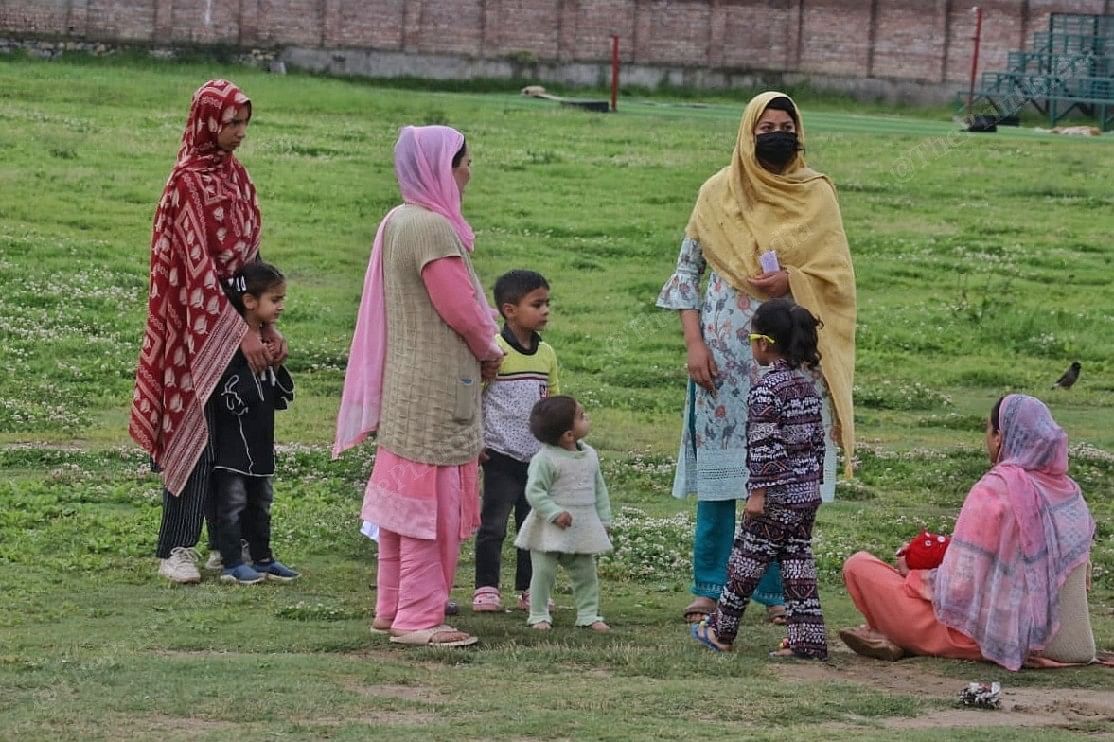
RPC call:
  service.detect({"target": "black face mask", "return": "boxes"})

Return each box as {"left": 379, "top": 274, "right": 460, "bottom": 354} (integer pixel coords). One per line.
{"left": 754, "top": 131, "right": 799, "bottom": 169}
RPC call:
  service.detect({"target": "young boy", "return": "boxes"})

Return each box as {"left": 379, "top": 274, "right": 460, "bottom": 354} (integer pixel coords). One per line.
{"left": 211, "top": 261, "right": 299, "bottom": 585}
{"left": 472, "top": 270, "right": 559, "bottom": 612}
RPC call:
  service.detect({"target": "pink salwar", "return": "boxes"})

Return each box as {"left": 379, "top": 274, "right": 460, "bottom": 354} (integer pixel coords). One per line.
{"left": 372, "top": 457, "right": 469, "bottom": 631}
{"left": 363, "top": 446, "right": 480, "bottom": 631}
{"left": 842, "top": 551, "right": 983, "bottom": 661}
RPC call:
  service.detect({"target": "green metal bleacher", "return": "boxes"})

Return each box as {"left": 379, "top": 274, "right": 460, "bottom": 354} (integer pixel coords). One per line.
{"left": 1048, "top": 13, "right": 1114, "bottom": 37}
{"left": 962, "top": 12, "right": 1114, "bottom": 131}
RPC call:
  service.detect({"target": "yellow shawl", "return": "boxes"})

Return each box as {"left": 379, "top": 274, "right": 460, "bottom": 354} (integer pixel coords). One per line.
{"left": 685, "top": 91, "right": 857, "bottom": 476}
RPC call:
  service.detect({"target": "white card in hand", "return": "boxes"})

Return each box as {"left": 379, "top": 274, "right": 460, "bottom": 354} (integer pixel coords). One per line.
{"left": 759, "top": 250, "right": 780, "bottom": 274}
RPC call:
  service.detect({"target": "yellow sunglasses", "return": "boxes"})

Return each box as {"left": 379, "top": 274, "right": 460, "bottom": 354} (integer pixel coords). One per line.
{"left": 748, "top": 333, "right": 776, "bottom": 344}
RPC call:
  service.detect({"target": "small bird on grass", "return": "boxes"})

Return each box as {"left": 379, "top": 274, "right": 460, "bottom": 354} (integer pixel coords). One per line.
{"left": 1051, "top": 361, "right": 1082, "bottom": 390}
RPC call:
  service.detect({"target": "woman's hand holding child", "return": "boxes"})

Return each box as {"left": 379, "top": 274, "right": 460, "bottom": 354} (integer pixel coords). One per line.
{"left": 480, "top": 348, "right": 504, "bottom": 382}
{"left": 241, "top": 332, "right": 273, "bottom": 373}
{"left": 481, "top": 358, "right": 502, "bottom": 382}
{"left": 260, "top": 324, "right": 288, "bottom": 364}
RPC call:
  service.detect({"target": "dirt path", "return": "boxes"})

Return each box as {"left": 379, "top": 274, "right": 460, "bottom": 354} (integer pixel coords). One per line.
{"left": 773, "top": 654, "right": 1114, "bottom": 733}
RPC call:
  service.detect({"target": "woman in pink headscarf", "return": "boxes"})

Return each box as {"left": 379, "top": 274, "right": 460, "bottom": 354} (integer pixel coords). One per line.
{"left": 334, "top": 125, "right": 501, "bottom": 647}
{"left": 841, "top": 395, "right": 1098, "bottom": 670}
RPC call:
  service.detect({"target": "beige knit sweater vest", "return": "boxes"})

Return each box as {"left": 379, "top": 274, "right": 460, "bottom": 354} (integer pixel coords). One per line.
{"left": 377, "top": 204, "right": 484, "bottom": 464}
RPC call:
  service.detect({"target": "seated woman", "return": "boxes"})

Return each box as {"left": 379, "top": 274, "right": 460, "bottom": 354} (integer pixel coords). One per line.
{"left": 841, "top": 394, "right": 1096, "bottom": 671}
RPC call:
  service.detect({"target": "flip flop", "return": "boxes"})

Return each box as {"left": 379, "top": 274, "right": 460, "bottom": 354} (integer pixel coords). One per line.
{"left": 838, "top": 626, "right": 905, "bottom": 661}
{"left": 389, "top": 624, "right": 478, "bottom": 647}
{"left": 690, "top": 621, "right": 731, "bottom": 652}
{"left": 766, "top": 605, "right": 788, "bottom": 626}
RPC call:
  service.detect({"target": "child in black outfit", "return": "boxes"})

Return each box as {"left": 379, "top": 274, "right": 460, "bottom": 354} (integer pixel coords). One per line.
{"left": 213, "top": 261, "right": 298, "bottom": 585}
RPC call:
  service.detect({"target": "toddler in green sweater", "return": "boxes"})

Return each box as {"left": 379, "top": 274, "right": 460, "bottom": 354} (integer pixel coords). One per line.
{"left": 514, "top": 396, "right": 612, "bottom": 631}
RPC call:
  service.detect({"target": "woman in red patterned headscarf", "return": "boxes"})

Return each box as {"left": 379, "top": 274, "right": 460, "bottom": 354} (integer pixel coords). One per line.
{"left": 131, "top": 79, "right": 284, "bottom": 584}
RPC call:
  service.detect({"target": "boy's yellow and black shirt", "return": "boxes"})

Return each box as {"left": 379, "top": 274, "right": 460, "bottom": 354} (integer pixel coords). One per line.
{"left": 482, "top": 325, "right": 560, "bottom": 463}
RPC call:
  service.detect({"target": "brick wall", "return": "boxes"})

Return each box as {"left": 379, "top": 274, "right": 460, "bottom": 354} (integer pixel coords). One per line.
{"left": 1, "top": 0, "right": 1109, "bottom": 85}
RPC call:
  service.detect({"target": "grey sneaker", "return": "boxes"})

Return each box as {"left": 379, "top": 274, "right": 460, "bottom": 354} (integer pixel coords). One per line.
{"left": 204, "top": 551, "right": 222, "bottom": 572}
{"left": 159, "top": 547, "right": 201, "bottom": 584}
{"left": 204, "top": 540, "right": 252, "bottom": 572}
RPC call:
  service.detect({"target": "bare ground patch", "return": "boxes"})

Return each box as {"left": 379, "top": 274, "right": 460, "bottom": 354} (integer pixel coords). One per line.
{"left": 339, "top": 676, "right": 446, "bottom": 703}
{"left": 108, "top": 713, "right": 238, "bottom": 737}
{"left": 300, "top": 710, "right": 439, "bottom": 728}
{"left": 773, "top": 657, "right": 1114, "bottom": 732}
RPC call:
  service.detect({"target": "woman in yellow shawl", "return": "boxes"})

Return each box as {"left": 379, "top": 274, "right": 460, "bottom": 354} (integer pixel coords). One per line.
{"left": 656, "top": 92, "right": 856, "bottom": 624}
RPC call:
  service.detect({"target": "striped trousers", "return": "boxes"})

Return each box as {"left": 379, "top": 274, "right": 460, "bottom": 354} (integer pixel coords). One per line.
{"left": 154, "top": 401, "right": 218, "bottom": 559}
{"left": 711, "top": 502, "right": 828, "bottom": 659}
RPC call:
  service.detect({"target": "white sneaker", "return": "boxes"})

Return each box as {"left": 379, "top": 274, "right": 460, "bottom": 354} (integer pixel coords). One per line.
{"left": 159, "top": 546, "right": 201, "bottom": 584}
{"left": 203, "top": 540, "right": 252, "bottom": 572}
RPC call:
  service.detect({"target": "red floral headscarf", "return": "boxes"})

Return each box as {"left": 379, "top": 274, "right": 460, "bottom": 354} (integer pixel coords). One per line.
{"left": 130, "top": 79, "right": 261, "bottom": 495}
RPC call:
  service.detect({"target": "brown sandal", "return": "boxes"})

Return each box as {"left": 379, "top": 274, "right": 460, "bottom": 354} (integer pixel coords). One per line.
{"left": 682, "top": 598, "right": 715, "bottom": 624}
{"left": 766, "top": 605, "right": 788, "bottom": 625}
{"left": 838, "top": 626, "right": 905, "bottom": 661}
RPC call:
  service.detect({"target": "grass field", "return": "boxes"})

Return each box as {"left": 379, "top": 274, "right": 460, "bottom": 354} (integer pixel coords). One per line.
{"left": 1, "top": 54, "right": 1112, "bottom": 739}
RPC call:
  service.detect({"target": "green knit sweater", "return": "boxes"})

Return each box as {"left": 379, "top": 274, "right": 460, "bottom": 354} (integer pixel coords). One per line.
{"left": 378, "top": 204, "right": 484, "bottom": 464}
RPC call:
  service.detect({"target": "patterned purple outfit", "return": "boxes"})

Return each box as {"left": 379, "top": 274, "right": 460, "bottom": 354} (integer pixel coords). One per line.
{"left": 745, "top": 361, "right": 825, "bottom": 506}
{"left": 711, "top": 359, "right": 828, "bottom": 659}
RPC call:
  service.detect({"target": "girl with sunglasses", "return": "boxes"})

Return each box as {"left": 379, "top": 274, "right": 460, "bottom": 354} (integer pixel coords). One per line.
{"left": 691, "top": 298, "right": 829, "bottom": 659}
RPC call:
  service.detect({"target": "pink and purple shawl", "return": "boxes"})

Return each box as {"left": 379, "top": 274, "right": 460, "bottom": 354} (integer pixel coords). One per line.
{"left": 333, "top": 125, "right": 475, "bottom": 457}
{"left": 932, "top": 394, "right": 1094, "bottom": 670}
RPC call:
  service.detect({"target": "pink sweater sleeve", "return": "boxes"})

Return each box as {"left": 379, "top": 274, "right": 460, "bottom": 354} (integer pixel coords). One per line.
{"left": 422, "top": 256, "right": 501, "bottom": 361}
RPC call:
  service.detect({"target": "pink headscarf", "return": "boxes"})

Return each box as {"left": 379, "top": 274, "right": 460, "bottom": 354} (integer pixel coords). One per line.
{"left": 931, "top": 395, "right": 1094, "bottom": 670}
{"left": 333, "top": 125, "right": 473, "bottom": 457}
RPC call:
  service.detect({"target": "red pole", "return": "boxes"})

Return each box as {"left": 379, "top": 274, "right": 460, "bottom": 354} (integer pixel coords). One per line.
{"left": 966, "top": 6, "right": 983, "bottom": 115}
{"left": 610, "top": 34, "right": 620, "bottom": 113}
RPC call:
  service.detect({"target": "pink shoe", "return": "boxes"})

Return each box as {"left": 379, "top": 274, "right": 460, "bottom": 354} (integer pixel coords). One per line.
{"left": 472, "top": 586, "right": 503, "bottom": 612}
{"left": 517, "top": 591, "right": 556, "bottom": 612}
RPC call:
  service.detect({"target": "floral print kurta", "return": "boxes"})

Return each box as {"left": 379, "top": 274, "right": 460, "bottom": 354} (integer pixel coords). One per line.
{"left": 657, "top": 237, "right": 837, "bottom": 502}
